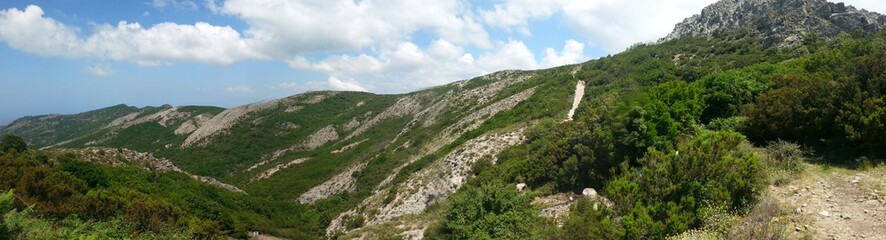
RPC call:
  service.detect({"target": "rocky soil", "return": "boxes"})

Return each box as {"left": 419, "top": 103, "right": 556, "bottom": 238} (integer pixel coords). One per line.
{"left": 566, "top": 80, "right": 586, "bottom": 121}
{"left": 772, "top": 164, "right": 886, "bottom": 239}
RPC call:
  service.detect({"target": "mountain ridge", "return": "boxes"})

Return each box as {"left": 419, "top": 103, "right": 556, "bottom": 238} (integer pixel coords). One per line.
{"left": 662, "top": 0, "right": 886, "bottom": 47}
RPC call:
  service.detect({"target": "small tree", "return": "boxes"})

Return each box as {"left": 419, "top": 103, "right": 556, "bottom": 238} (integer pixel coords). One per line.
{"left": 0, "top": 134, "right": 26, "bottom": 154}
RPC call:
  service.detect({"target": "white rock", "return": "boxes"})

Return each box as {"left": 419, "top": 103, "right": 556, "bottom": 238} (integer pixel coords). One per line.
{"left": 819, "top": 210, "right": 831, "bottom": 217}
{"left": 516, "top": 183, "right": 527, "bottom": 191}
{"left": 582, "top": 188, "right": 597, "bottom": 197}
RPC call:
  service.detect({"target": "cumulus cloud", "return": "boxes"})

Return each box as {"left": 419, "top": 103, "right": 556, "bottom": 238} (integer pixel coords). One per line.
{"left": 219, "top": 0, "right": 491, "bottom": 57}
{"left": 327, "top": 76, "right": 368, "bottom": 92}
{"left": 479, "top": 0, "right": 717, "bottom": 53}
{"left": 481, "top": 0, "right": 559, "bottom": 36}
{"left": 541, "top": 39, "right": 587, "bottom": 68}
{"left": 290, "top": 39, "right": 585, "bottom": 93}
{"left": 226, "top": 86, "right": 253, "bottom": 93}
{"left": 0, "top": 0, "right": 731, "bottom": 93}
{"left": 559, "top": 0, "right": 716, "bottom": 52}
{"left": 0, "top": 5, "right": 262, "bottom": 65}
{"left": 84, "top": 64, "right": 113, "bottom": 76}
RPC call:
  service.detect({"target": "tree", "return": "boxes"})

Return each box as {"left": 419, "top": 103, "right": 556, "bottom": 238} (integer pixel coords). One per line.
{"left": 0, "top": 134, "right": 26, "bottom": 154}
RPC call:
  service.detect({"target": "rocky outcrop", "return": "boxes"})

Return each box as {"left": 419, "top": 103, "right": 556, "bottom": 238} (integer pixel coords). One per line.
{"left": 662, "top": 0, "right": 886, "bottom": 48}
{"left": 253, "top": 158, "right": 310, "bottom": 181}
{"left": 327, "top": 131, "right": 525, "bottom": 235}
{"left": 297, "top": 162, "right": 367, "bottom": 204}
{"left": 346, "top": 95, "right": 423, "bottom": 140}
{"left": 183, "top": 100, "right": 282, "bottom": 147}
{"left": 302, "top": 125, "right": 339, "bottom": 150}
{"left": 174, "top": 114, "right": 213, "bottom": 135}
{"left": 262, "top": 125, "right": 340, "bottom": 163}
{"left": 78, "top": 147, "right": 245, "bottom": 193}
{"left": 107, "top": 106, "right": 190, "bottom": 129}
{"left": 331, "top": 139, "right": 369, "bottom": 154}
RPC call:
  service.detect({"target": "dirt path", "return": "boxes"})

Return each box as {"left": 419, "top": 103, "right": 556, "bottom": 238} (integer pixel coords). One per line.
{"left": 566, "top": 80, "right": 585, "bottom": 121}
{"left": 772, "top": 164, "right": 886, "bottom": 239}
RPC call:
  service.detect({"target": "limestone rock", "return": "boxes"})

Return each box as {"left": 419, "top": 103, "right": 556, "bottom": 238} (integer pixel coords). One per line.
{"left": 582, "top": 188, "right": 598, "bottom": 197}
{"left": 661, "top": 0, "right": 886, "bottom": 48}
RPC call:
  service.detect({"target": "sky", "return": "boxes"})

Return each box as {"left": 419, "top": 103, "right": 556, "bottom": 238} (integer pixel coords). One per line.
{"left": 1, "top": 0, "right": 884, "bottom": 124}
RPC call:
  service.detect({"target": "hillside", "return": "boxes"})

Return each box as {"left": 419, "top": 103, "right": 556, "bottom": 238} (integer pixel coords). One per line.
{"left": 2, "top": 0, "right": 885, "bottom": 239}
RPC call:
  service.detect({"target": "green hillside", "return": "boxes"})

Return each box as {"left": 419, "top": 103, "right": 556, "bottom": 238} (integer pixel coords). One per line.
{"left": 2, "top": 3, "right": 885, "bottom": 239}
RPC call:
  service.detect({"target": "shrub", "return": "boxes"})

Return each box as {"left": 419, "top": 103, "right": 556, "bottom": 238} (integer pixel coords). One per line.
{"left": 0, "top": 134, "right": 26, "bottom": 154}
{"left": 764, "top": 140, "right": 805, "bottom": 174}
{"left": 727, "top": 196, "right": 791, "bottom": 240}
{"left": 427, "top": 183, "right": 546, "bottom": 240}
{"left": 604, "top": 130, "right": 764, "bottom": 239}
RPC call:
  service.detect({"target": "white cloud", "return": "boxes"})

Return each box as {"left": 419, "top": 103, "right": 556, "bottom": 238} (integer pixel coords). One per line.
{"left": 84, "top": 64, "right": 112, "bottom": 76}
{"left": 151, "top": 0, "right": 198, "bottom": 11}
{"left": 843, "top": 0, "right": 886, "bottom": 14}
{"left": 0, "top": 5, "right": 263, "bottom": 65}
{"left": 219, "top": 0, "right": 491, "bottom": 57}
{"left": 559, "top": 0, "right": 717, "bottom": 53}
{"left": 0, "top": 1, "right": 731, "bottom": 94}
{"left": 327, "top": 76, "right": 367, "bottom": 92}
{"left": 226, "top": 86, "right": 254, "bottom": 93}
{"left": 481, "top": 0, "right": 559, "bottom": 36}
{"left": 289, "top": 38, "right": 585, "bottom": 93}
{"left": 477, "top": 0, "right": 717, "bottom": 53}
{"left": 540, "top": 39, "right": 587, "bottom": 68}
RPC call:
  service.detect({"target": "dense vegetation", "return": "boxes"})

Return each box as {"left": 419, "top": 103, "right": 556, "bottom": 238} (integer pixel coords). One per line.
{"left": 0, "top": 146, "right": 327, "bottom": 239}
{"left": 427, "top": 30, "right": 885, "bottom": 239}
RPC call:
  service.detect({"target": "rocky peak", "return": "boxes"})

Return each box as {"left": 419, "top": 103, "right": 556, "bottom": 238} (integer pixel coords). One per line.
{"left": 661, "top": 0, "right": 886, "bottom": 47}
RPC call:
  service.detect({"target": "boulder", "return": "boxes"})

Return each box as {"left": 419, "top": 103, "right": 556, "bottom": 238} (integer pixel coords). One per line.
{"left": 516, "top": 183, "right": 527, "bottom": 191}
{"left": 582, "top": 188, "right": 597, "bottom": 197}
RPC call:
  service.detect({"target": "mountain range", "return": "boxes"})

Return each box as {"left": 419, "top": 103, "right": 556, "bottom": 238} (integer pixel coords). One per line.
{"left": 2, "top": 0, "right": 885, "bottom": 239}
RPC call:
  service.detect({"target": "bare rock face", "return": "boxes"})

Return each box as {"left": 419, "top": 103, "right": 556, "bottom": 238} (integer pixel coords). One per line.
{"left": 253, "top": 158, "right": 310, "bottom": 181}
{"left": 182, "top": 100, "right": 282, "bottom": 147}
{"left": 662, "top": 0, "right": 886, "bottom": 48}
{"left": 297, "top": 162, "right": 367, "bottom": 204}
{"left": 174, "top": 114, "right": 212, "bottom": 135}
{"left": 326, "top": 131, "right": 525, "bottom": 235}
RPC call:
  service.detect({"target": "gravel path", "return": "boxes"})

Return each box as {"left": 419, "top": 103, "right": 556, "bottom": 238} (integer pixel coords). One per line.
{"left": 772, "top": 164, "right": 886, "bottom": 239}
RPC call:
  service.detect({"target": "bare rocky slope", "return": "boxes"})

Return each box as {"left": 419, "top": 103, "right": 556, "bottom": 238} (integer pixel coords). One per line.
{"left": 662, "top": 0, "right": 886, "bottom": 48}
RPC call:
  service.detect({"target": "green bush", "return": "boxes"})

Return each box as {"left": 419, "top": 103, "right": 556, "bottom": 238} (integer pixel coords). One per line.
{"left": 0, "top": 134, "right": 26, "bottom": 154}
{"left": 427, "top": 183, "right": 547, "bottom": 240}
{"left": 603, "top": 130, "right": 764, "bottom": 239}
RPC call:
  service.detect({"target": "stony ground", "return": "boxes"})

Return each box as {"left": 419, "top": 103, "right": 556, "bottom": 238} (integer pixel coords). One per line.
{"left": 772, "top": 163, "right": 886, "bottom": 240}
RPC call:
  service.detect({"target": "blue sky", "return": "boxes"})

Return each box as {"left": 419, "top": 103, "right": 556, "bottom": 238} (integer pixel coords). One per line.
{"left": 1, "top": 0, "right": 883, "bottom": 124}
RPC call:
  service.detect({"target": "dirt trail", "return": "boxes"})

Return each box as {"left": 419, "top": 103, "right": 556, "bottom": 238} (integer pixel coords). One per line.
{"left": 566, "top": 80, "right": 586, "bottom": 121}
{"left": 772, "top": 164, "right": 886, "bottom": 239}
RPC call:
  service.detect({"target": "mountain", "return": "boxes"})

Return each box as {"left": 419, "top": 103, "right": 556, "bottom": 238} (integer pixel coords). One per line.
{"left": 3, "top": 0, "right": 885, "bottom": 239}
{"left": 662, "top": 0, "right": 886, "bottom": 47}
